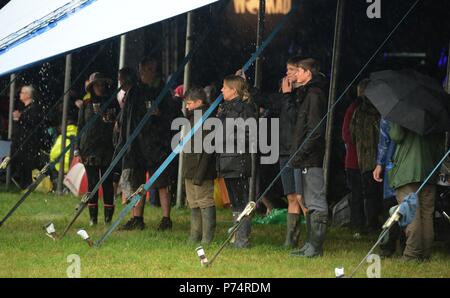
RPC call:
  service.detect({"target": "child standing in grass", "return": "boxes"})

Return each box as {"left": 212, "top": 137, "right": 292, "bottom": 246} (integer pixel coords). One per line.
{"left": 217, "top": 75, "right": 257, "bottom": 248}
{"left": 183, "top": 88, "right": 217, "bottom": 244}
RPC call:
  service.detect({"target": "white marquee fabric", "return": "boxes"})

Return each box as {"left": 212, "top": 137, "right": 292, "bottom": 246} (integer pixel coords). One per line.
{"left": 0, "top": 0, "right": 218, "bottom": 76}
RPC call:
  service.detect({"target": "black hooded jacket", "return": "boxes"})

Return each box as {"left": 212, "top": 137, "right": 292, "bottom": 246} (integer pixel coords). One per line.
{"left": 216, "top": 97, "right": 257, "bottom": 179}
{"left": 115, "top": 84, "right": 146, "bottom": 170}
{"left": 290, "top": 75, "right": 328, "bottom": 168}
{"left": 253, "top": 90, "right": 299, "bottom": 156}
{"left": 11, "top": 101, "right": 42, "bottom": 165}
{"left": 77, "top": 93, "right": 120, "bottom": 166}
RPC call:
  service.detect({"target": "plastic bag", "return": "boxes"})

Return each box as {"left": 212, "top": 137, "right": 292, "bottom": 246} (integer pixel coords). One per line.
{"left": 214, "top": 178, "right": 230, "bottom": 209}
{"left": 252, "top": 208, "right": 305, "bottom": 225}
{"left": 213, "top": 178, "right": 223, "bottom": 208}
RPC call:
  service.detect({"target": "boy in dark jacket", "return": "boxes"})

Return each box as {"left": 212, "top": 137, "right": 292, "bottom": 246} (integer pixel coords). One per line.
{"left": 251, "top": 57, "right": 307, "bottom": 248}
{"left": 288, "top": 59, "right": 329, "bottom": 258}
{"left": 183, "top": 88, "right": 217, "bottom": 244}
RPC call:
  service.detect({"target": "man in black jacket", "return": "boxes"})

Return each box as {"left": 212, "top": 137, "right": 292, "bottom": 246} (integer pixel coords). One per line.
{"left": 288, "top": 58, "right": 329, "bottom": 258}
{"left": 119, "top": 56, "right": 181, "bottom": 231}
{"left": 11, "top": 85, "right": 42, "bottom": 189}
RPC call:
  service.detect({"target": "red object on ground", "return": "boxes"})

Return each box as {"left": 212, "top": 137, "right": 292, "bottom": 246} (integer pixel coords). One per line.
{"left": 64, "top": 157, "right": 103, "bottom": 198}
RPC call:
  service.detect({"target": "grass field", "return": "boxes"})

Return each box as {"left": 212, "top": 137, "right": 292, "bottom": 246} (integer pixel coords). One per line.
{"left": 0, "top": 191, "right": 449, "bottom": 278}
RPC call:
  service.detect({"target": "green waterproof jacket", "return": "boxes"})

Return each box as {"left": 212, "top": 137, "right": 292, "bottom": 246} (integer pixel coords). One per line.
{"left": 388, "top": 123, "right": 445, "bottom": 190}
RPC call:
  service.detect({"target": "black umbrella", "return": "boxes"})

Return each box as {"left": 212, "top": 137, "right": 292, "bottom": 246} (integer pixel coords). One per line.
{"left": 365, "top": 69, "right": 450, "bottom": 135}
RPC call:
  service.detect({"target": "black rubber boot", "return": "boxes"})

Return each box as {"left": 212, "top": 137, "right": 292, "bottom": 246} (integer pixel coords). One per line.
{"left": 104, "top": 206, "right": 115, "bottom": 224}
{"left": 300, "top": 212, "right": 328, "bottom": 258}
{"left": 284, "top": 213, "right": 301, "bottom": 248}
{"left": 234, "top": 216, "right": 251, "bottom": 249}
{"left": 189, "top": 208, "right": 202, "bottom": 243}
{"left": 88, "top": 206, "right": 98, "bottom": 227}
{"left": 291, "top": 213, "right": 311, "bottom": 256}
{"left": 201, "top": 207, "right": 216, "bottom": 245}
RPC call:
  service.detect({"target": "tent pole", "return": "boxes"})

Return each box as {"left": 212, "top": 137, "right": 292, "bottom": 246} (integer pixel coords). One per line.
{"left": 324, "top": 0, "right": 345, "bottom": 199}
{"left": 176, "top": 11, "right": 194, "bottom": 209}
{"left": 6, "top": 74, "right": 16, "bottom": 191}
{"left": 250, "top": 0, "right": 266, "bottom": 203}
{"left": 171, "top": 18, "right": 179, "bottom": 74}
{"left": 445, "top": 43, "right": 450, "bottom": 152}
{"left": 162, "top": 21, "right": 171, "bottom": 80}
{"left": 57, "top": 54, "right": 72, "bottom": 195}
{"left": 119, "top": 34, "right": 128, "bottom": 71}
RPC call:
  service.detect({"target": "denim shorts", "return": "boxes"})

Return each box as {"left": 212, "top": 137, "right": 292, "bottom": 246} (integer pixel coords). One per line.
{"left": 279, "top": 155, "right": 303, "bottom": 196}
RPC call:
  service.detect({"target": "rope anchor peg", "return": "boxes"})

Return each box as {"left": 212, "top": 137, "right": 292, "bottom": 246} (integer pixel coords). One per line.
{"left": 382, "top": 205, "right": 401, "bottom": 230}
{"left": 39, "top": 163, "right": 51, "bottom": 176}
{"left": 0, "top": 156, "right": 11, "bottom": 170}
{"left": 237, "top": 201, "right": 257, "bottom": 223}
{"left": 76, "top": 193, "right": 92, "bottom": 212}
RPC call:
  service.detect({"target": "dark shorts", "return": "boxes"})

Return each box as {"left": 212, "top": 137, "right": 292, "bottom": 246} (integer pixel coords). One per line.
{"left": 148, "top": 164, "right": 172, "bottom": 190}
{"left": 120, "top": 164, "right": 171, "bottom": 197}
{"left": 279, "top": 155, "right": 303, "bottom": 196}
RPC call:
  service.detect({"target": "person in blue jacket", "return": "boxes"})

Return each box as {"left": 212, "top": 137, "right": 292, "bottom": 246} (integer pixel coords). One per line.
{"left": 372, "top": 118, "right": 405, "bottom": 258}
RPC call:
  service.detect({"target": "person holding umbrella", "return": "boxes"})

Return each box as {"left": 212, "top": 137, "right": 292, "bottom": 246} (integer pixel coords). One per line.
{"left": 373, "top": 118, "right": 407, "bottom": 258}
{"left": 364, "top": 69, "right": 449, "bottom": 261}
{"left": 388, "top": 124, "right": 444, "bottom": 261}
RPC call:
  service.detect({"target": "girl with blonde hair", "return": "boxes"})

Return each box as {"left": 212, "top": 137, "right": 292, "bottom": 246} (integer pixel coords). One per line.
{"left": 217, "top": 74, "right": 257, "bottom": 248}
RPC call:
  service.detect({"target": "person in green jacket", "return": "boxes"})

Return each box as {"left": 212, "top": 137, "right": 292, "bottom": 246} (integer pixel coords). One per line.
{"left": 388, "top": 122, "right": 445, "bottom": 261}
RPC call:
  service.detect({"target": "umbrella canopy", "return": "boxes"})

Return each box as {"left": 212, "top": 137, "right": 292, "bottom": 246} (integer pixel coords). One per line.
{"left": 365, "top": 69, "right": 450, "bottom": 135}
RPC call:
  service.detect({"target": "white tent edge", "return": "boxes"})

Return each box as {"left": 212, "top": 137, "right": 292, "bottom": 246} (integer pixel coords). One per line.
{"left": 0, "top": 0, "right": 219, "bottom": 78}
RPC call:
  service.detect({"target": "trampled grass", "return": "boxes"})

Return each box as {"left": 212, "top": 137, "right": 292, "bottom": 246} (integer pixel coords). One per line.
{"left": 0, "top": 192, "right": 449, "bottom": 278}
